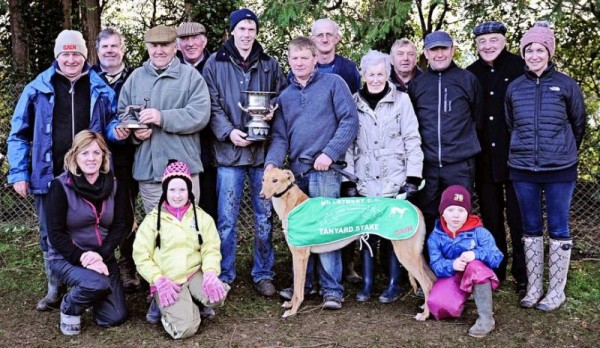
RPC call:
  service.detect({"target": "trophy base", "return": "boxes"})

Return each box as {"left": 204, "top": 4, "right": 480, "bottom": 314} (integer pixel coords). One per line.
{"left": 115, "top": 123, "right": 150, "bottom": 129}
{"left": 245, "top": 135, "right": 269, "bottom": 141}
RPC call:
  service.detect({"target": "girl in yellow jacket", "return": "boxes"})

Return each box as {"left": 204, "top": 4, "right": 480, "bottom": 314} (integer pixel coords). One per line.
{"left": 133, "top": 160, "right": 228, "bottom": 339}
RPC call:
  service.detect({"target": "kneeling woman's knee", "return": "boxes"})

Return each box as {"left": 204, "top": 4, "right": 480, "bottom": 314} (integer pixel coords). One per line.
{"left": 83, "top": 274, "right": 111, "bottom": 295}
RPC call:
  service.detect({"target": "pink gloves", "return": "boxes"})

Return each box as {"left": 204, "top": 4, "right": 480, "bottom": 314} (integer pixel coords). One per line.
{"left": 155, "top": 276, "right": 181, "bottom": 307}
{"left": 203, "top": 271, "right": 226, "bottom": 303}
{"left": 80, "top": 251, "right": 108, "bottom": 275}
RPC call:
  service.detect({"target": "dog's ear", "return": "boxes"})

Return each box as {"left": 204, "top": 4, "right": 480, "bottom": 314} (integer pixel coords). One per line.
{"left": 284, "top": 169, "right": 295, "bottom": 183}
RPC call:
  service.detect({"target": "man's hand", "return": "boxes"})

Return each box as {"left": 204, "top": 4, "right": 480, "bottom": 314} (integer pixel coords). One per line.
{"left": 138, "top": 108, "right": 162, "bottom": 126}
{"left": 229, "top": 129, "right": 253, "bottom": 147}
{"left": 134, "top": 128, "right": 153, "bottom": 141}
{"left": 115, "top": 128, "right": 131, "bottom": 140}
{"left": 314, "top": 153, "right": 333, "bottom": 171}
{"left": 265, "top": 164, "right": 275, "bottom": 172}
{"left": 13, "top": 181, "right": 28, "bottom": 198}
{"left": 453, "top": 258, "right": 467, "bottom": 272}
{"left": 261, "top": 110, "right": 275, "bottom": 122}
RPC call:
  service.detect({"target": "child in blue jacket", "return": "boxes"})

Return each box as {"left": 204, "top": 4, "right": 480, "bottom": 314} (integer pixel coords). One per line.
{"left": 427, "top": 185, "right": 503, "bottom": 338}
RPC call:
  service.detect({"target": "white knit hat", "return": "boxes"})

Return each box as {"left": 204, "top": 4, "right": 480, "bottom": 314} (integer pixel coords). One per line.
{"left": 54, "top": 30, "right": 88, "bottom": 59}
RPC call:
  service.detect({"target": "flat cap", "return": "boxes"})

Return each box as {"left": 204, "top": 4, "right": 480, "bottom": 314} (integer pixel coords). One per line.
{"left": 473, "top": 21, "right": 507, "bottom": 37}
{"left": 424, "top": 31, "right": 453, "bottom": 50}
{"left": 177, "top": 22, "right": 206, "bottom": 38}
{"left": 144, "top": 25, "right": 177, "bottom": 43}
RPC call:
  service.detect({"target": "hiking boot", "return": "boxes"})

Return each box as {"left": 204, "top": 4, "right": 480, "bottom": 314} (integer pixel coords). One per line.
{"left": 254, "top": 279, "right": 276, "bottom": 297}
{"left": 119, "top": 258, "right": 140, "bottom": 292}
{"left": 322, "top": 296, "right": 342, "bottom": 310}
{"left": 146, "top": 298, "right": 161, "bottom": 324}
{"left": 279, "top": 285, "right": 318, "bottom": 301}
{"left": 60, "top": 312, "right": 81, "bottom": 336}
{"left": 536, "top": 239, "right": 572, "bottom": 312}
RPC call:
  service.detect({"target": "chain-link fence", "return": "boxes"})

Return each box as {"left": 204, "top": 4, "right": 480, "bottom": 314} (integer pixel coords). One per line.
{"left": 1, "top": 74, "right": 599, "bottom": 257}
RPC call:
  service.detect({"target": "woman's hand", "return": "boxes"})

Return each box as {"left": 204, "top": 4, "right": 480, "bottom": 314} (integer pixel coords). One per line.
{"left": 80, "top": 251, "right": 103, "bottom": 267}
{"left": 86, "top": 260, "right": 109, "bottom": 275}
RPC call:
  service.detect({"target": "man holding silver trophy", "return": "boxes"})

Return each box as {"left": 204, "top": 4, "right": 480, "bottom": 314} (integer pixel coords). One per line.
{"left": 202, "top": 8, "right": 287, "bottom": 297}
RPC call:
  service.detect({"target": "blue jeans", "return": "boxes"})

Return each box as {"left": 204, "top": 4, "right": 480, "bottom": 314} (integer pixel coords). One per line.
{"left": 217, "top": 166, "right": 274, "bottom": 284}
{"left": 512, "top": 181, "right": 575, "bottom": 239}
{"left": 295, "top": 170, "right": 344, "bottom": 299}
{"left": 34, "top": 194, "right": 49, "bottom": 252}
{"left": 50, "top": 257, "right": 126, "bottom": 327}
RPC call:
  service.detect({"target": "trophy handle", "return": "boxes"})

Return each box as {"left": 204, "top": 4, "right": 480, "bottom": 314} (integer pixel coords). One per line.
{"left": 269, "top": 104, "right": 279, "bottom": 112}
{"left": 238, "top": 102, "right": 249, "bottom": 113}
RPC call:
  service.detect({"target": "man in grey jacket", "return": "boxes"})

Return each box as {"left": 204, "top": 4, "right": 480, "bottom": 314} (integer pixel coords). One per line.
{"left": 112, "top": 25, "right": 210, "bottom": 213}
{"left": 203, "top": 8, "right": 287, "bottom": 297}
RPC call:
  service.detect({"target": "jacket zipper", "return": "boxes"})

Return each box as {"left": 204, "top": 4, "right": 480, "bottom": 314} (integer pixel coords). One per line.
{"left": 437, "top": 73, "right": 442, "bottom": 167}
{"left": 70, "top": 81, "right": 75, "bottom": 140}
{"left": 83, "top": 198, "right": 105, "bottom": 246}
{"left": 534, "top": 77, "right": 540, "bottom": 171}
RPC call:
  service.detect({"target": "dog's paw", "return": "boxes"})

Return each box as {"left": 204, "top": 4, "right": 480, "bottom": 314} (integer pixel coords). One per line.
{"left": 282, "top": 309, "right": 296, "bottom": 318}
{"left": 281, "top": 301, "right": 292, "bottom": 308}
{"left": 414, "top": 312, "right": 428, "bottom": 321}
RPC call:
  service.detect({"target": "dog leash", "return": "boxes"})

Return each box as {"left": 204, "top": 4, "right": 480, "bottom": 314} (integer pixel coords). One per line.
{"left": 297, "top": 157, "right": 359, "bottom": 183}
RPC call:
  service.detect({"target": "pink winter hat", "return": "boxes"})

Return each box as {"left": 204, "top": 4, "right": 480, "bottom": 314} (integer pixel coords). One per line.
{"left": 520, "top": 21, "right": 556, "bottom": 58}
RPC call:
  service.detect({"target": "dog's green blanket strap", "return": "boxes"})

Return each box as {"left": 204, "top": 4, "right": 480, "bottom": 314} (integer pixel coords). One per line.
{"left": 287, "top": 197, "right": 420, "bottom": 247}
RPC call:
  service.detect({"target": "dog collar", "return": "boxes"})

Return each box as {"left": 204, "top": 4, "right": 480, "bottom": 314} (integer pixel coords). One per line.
{"left": 273, "top": 181, "right": 295, "bottom": 198}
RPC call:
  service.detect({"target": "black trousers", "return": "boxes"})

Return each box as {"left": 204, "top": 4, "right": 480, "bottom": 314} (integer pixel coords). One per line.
{"left": 475, "top": 180, "right": 527, "bottom": 284}
{"left": 114, "top": 164, "right": 139, "bottom": 264}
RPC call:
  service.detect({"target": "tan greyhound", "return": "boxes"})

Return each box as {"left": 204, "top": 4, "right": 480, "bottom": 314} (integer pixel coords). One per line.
{"left": 260, "top": 168, "right": 436, "bottom": 320}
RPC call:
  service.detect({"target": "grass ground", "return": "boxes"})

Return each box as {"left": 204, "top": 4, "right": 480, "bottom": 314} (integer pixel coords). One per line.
{"left": 0, "top": 224, "right": 599, "bottom": 347}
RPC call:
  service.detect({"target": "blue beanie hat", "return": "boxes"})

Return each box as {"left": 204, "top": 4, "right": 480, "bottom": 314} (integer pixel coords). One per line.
{"left": 229, "top": 8, "right": 259, "bottom": 32}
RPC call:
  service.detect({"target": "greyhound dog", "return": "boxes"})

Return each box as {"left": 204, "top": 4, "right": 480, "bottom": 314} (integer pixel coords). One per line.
{"left": 260, "top": 168, "right": 436, "bottom": 320}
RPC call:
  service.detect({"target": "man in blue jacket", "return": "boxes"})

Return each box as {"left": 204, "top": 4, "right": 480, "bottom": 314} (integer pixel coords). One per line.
{"left": 265, "top": 36, "right": 358, "bottom": 310}
{"left": 408, "top": 31, "right": 483, "bottom": 241}
{"left": 7, "top": 29, "right": 118, "bottom": 311}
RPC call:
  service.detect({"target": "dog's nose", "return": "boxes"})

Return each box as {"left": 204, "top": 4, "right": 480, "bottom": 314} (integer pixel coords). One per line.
{"left": 259, "top": 192, "right": 266, "bottom": 199}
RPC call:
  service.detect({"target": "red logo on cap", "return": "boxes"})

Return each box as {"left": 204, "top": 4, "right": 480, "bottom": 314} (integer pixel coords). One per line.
{"left": 63, "top": 44, "right": 77, "bottom": 50}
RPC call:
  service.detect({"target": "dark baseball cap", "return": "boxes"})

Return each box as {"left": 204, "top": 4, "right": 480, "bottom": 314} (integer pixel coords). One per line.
{"left": 424, "top": 31, "right": 453, "bottom": 50}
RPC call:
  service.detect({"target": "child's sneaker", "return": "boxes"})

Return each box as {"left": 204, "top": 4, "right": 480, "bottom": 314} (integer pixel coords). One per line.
{"left": 60, "top": 312, "right": 81, "bottom": 335}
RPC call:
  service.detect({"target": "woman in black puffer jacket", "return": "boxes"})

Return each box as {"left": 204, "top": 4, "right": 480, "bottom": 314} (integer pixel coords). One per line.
{"left": 505, "top": 21, "right": 586, "bottom": 312}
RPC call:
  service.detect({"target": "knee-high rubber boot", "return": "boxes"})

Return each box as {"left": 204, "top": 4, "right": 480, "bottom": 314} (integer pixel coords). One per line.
{"left": 536, "top": 239, "right": 572, "bottom": 311}
{"left": 355, "top": 247, "right": 374, "bottom": 302}
{"left": 468, "top": 282, "right": 495, "bottom": 338}
{"left": 520, "top": 236, "right": 544, "bottom": 308}
{"left": 379, "top": 241, "right": 403, "bottom": 303}
{"left": 36, "top": 252, "right": 63, "bottom": 311}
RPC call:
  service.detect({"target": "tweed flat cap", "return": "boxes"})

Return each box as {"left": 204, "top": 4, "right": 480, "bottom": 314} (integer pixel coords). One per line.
{"left": 473, "top": 21, "right": 507, "bottom": 37}
{"left": 144, "top": 25, "right": 177, "bottom": 43}
{"left": 177, "top": 22, "right": 206, "bottom": 38}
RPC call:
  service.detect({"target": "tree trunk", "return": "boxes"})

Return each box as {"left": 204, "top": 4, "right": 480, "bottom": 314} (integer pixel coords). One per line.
{"left": 80, "top": 0, "right": 101, "bottom": 64}
{"left": 8, "top": 0, "right": 29, "bottom": 76}
{"left": 184, "top": 0, "right": 192, "bottom": 21}
{"left": 62, "top": 0, "right": 72, "bottom": 28}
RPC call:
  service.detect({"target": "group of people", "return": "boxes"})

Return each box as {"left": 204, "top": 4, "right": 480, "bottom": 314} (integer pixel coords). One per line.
{"left": 6, "top": 5, "right": 585, "bottom": 340}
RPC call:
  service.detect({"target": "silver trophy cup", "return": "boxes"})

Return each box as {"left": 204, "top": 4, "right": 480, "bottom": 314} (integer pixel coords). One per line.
{"left": 238, "top": 91, "right": 278, "bottom": 141}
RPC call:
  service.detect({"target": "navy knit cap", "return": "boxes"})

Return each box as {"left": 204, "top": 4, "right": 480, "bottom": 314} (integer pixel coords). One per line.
{"left": 424, "top": 31, "right": 453, "bottom": 50}
{"left": 229, "top": 8, "right": 259, "bottom": 32}
{"left": 473, "top": 21, "right": 507, "bottom": 37}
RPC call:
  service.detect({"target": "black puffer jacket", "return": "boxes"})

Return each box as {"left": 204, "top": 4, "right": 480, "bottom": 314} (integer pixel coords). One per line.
{"left": 505, "top": 63, "right": 586, "bottom": 172}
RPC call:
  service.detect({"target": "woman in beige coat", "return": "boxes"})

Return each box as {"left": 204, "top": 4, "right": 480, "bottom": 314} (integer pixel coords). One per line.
{"left": 345, "top": 50, "right": 424, "bottom": 303}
